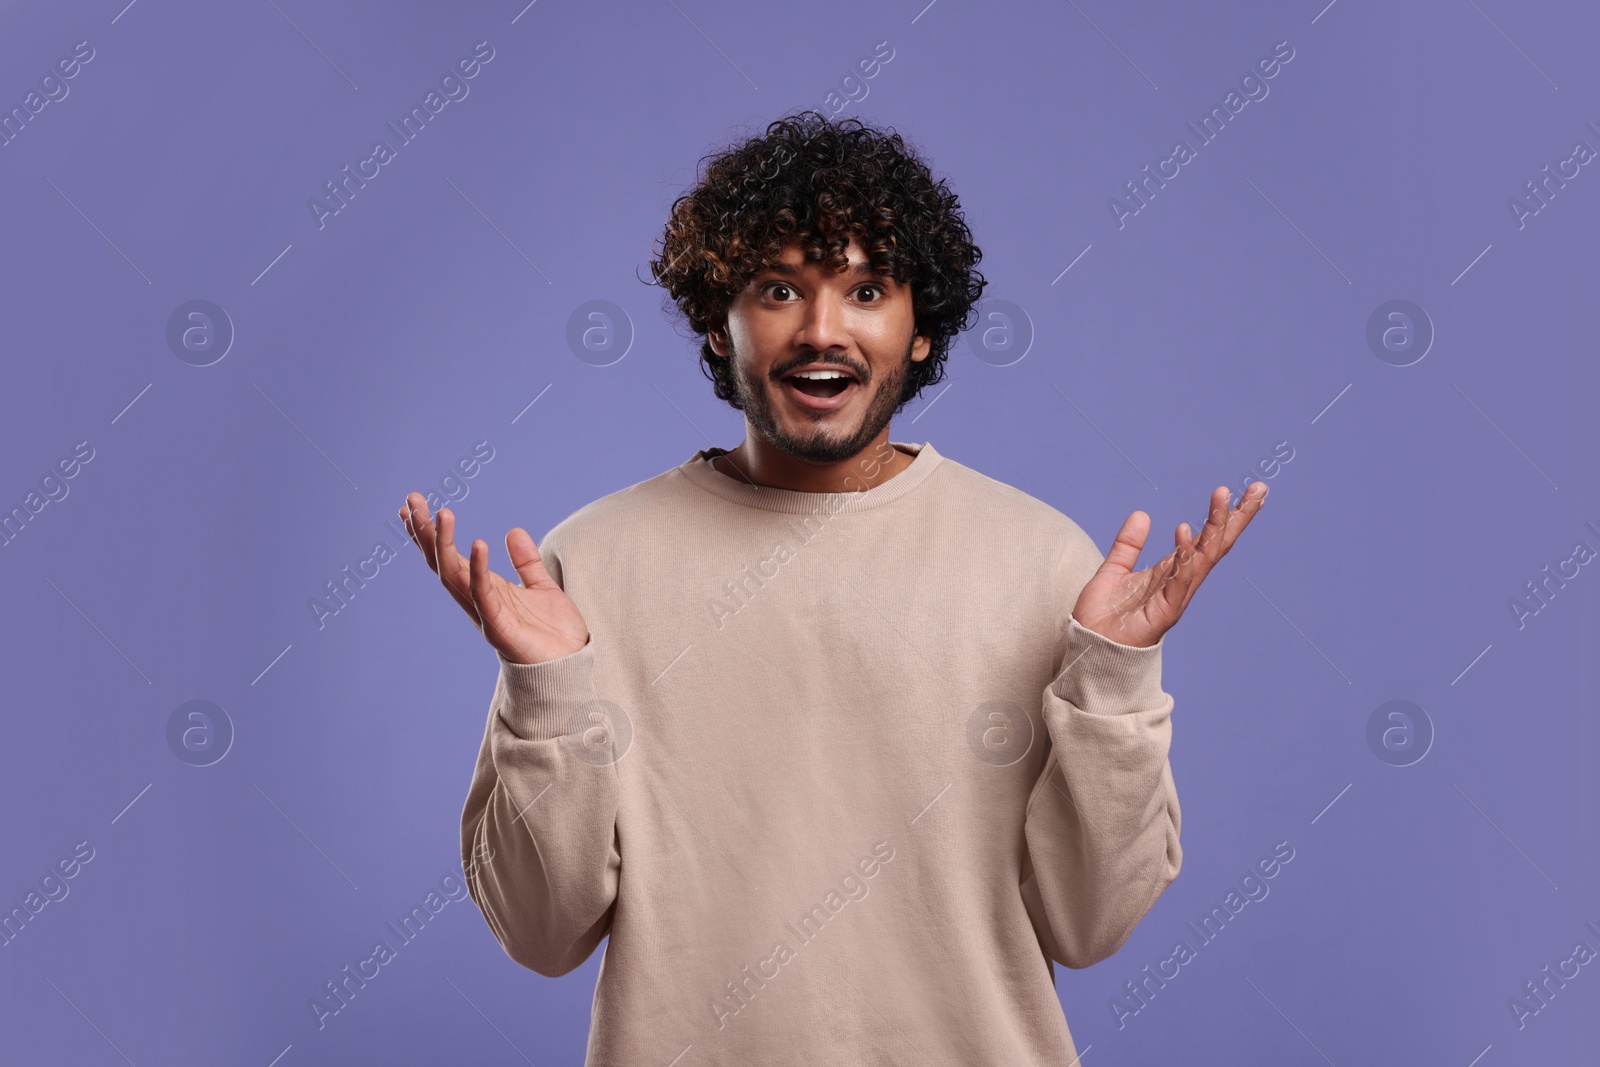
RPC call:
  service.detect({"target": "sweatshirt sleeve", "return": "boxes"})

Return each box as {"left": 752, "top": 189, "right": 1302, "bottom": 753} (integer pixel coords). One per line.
{"left": 458, "top": 556, "right": 621, "bottom": 978}
{"left": 1020, "top": 533, "right": 1183, "bottom": 970}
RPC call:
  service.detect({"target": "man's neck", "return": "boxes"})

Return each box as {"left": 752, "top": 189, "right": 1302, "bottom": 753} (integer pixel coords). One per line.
{"left": 709, "top": 434, "right": 915, "bottom": 493}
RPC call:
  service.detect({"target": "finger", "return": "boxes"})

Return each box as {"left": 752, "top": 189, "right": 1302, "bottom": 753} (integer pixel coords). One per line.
{"left": 1215, "top": 481, "right": 1268, "bottom": 554}
{"left": 1107, "top": 567, "right": 1154, "bottom": 625}
{"left": 1161, "top": 524, "right": 1191, "bottom": 584}
{"left": 434, "top": 507, "right": 474, "bottom": 602}
{"left": 1179, "top": 487, "right": 1263, "bottom": 612}
{"left": 404, "top": 495, "right": 478, "bottom": 616}
{"left": 505, "top": 527, "right": 554, "bottom": 589}
{"left": 1115, "top": 520, "right": 1194, "bottom": 619}
{"left": 1187, "top": 486, "right": 1234, "bottom": 563}
{"left": 467, "top": 538, "right": 497, "bottom": 631}
{"left": 1145, "top": 522, "right": 1196, "bottom": 589}
{"left": 401, "top": 492, "right": 438, "bottom": 571}
{"left": 1169, "top": 521, "right": 1197, "bottom": 571}
{"left": 1155, "top": 522, "right": 1201, "bottom": 605}
{"left": 1099, "top": 510, "right": 1151, "bottom": 576}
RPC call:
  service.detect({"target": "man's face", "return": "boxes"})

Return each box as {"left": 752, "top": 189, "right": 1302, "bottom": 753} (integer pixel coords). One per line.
{"left": 708, "top": 237, "right": 931, "bottom": 464}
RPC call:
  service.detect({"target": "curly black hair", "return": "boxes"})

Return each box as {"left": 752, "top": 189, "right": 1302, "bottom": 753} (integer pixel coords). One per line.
{"left": 647, "top": 110, "right": 986, "bottom": 412}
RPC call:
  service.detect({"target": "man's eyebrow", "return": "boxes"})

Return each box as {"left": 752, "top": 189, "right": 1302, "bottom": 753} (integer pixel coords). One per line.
{"left": 759, "top": 260, "right": 890, "bottom": 279}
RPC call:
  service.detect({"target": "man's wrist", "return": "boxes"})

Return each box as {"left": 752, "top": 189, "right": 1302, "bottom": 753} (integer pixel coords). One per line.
{"left": 1053, "top": 616, "right": 1168, "bottom": 716}
{"left": 495, "top": 635, "right": 598, "bottom": 742}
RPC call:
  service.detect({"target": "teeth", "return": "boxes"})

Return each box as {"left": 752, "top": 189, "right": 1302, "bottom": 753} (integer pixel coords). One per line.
{"left": 792, "top": 370, "right": 849, "bottom": 380}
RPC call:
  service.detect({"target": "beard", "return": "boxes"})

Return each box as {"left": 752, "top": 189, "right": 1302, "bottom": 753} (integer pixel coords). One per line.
{"left": 728, "top": 335, "right": 914, "bottom": 465}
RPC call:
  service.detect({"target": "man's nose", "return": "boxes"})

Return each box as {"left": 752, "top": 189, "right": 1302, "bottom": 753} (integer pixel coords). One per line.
{"left": 795, "top": 291, "right": 851, "bottom": 353}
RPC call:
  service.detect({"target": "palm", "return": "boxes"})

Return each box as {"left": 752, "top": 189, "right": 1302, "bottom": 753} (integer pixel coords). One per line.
{"left": 400, "top": 492, "right": 589, "bottom": 665}
{"left": 1072, "top": 483, "right": 1267, "bottom": 648}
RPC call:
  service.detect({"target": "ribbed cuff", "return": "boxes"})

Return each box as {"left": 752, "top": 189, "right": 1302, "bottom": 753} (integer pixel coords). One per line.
{"left": 1051, "top": 616, "right": 1167, "bottom": 716}
{"left": 494, "top": 634, "right": 597, "bottom": 742}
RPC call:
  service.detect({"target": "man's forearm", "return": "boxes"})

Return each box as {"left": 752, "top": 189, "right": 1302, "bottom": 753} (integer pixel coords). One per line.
{"left": 1020, "top": 617, "right": 1183, "bottom": 969}
{"left": 459, "top": 637, "right": 623, "bottom": 977}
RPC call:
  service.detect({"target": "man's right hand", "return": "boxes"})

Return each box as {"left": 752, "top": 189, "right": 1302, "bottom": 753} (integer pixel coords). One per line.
{"left": 400, "top": 492, "right": 590, "bottom": 665}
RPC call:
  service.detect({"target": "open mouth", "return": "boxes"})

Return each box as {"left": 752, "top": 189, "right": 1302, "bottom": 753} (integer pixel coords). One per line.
{"left": 784, "top": 368, "right": 859, "bottom": 406}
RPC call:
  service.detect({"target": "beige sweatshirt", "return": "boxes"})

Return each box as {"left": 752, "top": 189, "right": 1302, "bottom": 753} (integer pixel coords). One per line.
{"left": 460, "top": 440, "right": 1182, "bottom": 1066}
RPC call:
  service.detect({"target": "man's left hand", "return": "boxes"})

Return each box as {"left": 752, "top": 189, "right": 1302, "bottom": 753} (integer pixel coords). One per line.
{"left": 1071, "top": 483, "right": 1268, "bottom": 648}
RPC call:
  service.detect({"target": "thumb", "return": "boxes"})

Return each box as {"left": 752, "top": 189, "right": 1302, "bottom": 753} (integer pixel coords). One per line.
{"left": 505, "top": 527, "right": 554, "bottom": 589}
{"left": 1098, "top": 510, "right": 1151, "bottom": 576}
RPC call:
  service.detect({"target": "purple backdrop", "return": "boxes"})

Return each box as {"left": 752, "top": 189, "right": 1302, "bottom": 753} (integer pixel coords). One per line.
{"left": 2, "top": 0, "right": 1595, "bottom": 1064}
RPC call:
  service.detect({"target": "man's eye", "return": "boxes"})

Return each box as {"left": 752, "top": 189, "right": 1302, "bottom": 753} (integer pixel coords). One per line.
{"left": 857, "top": 285, "right": 884, "bottom": 302}
{"left": 766, "top": 283, "right": 796, "bottom": 301}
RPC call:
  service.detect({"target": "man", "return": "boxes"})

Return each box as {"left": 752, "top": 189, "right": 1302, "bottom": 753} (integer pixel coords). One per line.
{"left": 402, "top": 111, "right": 1265, "bottom": 1064}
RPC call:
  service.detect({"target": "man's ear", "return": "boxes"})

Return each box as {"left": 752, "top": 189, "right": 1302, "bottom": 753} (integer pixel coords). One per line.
{"left": 911, "top": 333, "right": 931, "bottom": 362}
{"left": 707, "top": 324, "right": 730, "bottom": 359}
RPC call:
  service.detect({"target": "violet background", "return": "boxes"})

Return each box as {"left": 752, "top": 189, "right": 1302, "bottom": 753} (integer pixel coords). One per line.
{"left": 1, "top": 0, "right": 1595, "bottom": 1064}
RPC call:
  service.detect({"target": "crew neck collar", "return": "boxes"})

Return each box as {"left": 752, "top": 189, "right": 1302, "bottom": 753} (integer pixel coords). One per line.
{"left": 677, "top": 441, "right": 943, "bottom": 514}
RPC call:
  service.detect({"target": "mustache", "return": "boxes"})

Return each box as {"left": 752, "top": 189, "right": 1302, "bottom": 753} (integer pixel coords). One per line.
{"left": 771, "top": 356, "right": 869, "bottom": 381}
